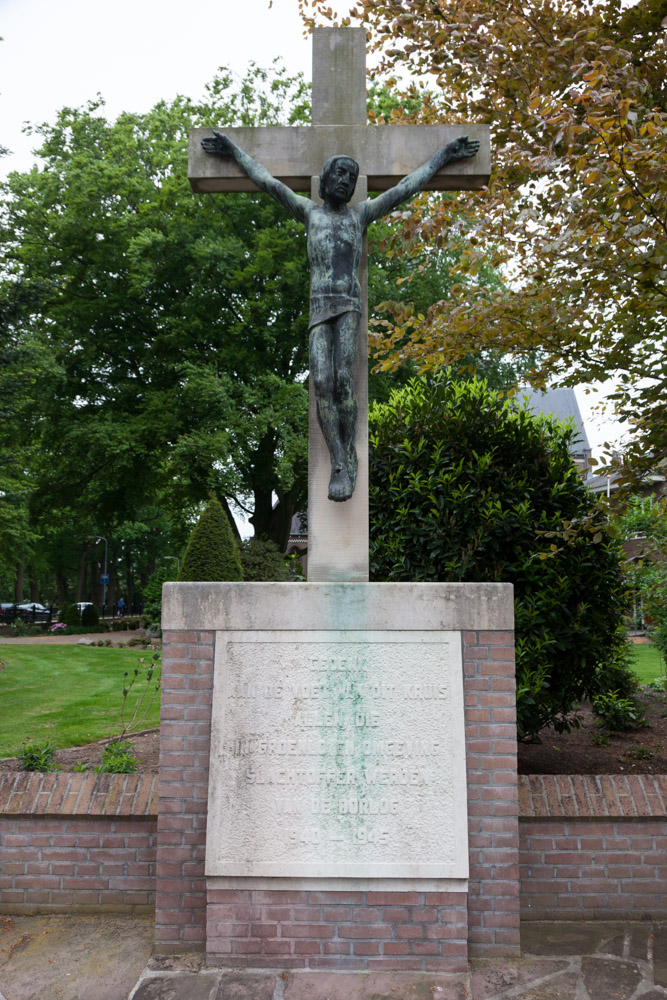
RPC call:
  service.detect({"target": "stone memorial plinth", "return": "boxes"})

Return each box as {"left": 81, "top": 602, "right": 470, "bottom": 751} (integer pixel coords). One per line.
{"left": 157, "top": 581, "right": 519, "bottom": 969}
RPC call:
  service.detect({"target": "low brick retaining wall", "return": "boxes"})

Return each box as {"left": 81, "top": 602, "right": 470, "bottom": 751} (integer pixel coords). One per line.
{"left": 519, "top": 773, "right": 667, "bottom": 920}
{"left": 1, "top": 771, "right": 666, "bottom": 929}
{"left": 0, "top": 773, "right": 157, "bottom": 914}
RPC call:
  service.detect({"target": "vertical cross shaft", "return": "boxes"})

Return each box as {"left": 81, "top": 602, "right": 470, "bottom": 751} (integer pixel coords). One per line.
{"left": 307, "top": 27, "right": 370, "bottom": 583}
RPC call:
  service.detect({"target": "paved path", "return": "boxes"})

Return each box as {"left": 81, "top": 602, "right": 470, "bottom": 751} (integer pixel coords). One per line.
{"left": 0, "top": 916, "right": 665, "bottom": 999}
{"left": 0, "top": 630, "right": 149, "bottom": 646}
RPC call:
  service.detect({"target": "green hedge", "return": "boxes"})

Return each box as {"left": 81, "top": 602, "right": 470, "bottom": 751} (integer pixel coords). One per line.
{"left": 369, "top": 372, "right": 629, "bottom": 738}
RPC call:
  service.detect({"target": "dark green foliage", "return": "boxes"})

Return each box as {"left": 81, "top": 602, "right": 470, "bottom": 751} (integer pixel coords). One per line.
{"left": 593, "top": 643, "right": 639, "bottom": 700}
{"left": 81, "top": 603, "right": 99, "bottom": 626}
{"left": 179, "top": 499, "right": 243, "bottom": 582}
{"left": 369, "top": 371, "right": 629, "bottom": 739}
{"left": 240, "top": 537, "right": 292, "bottom": 581}
{"left": 58, "top": 602, "right": 81, "bottom": 628}
{"left": 142, "top": 568, "right": 171, "bottom": 623}
{"left": 20, "top": 739, "right": 58, "bottom": 772}
{"left": 592, "top": 690, "right": 645, "bottom": 732}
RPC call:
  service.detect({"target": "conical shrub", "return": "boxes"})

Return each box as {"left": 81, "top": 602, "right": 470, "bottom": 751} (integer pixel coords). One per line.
{"left": 178, "top": 499, "right": 243, "bottom": 582}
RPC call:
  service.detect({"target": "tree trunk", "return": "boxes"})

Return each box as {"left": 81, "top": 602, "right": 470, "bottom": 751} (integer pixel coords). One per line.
{"left": 76, "top": 545, "right": 94, "bottom": 601}
{"left": 220, "top": 496, "right": 242, "bottom": 544}
{"left": 55, "top": 571, "right": 66, "bottom": 606}
{"left": 245, "top": 430, "right": 305, "bottom": 550}
{"left": 107, "top": 548, "right": 116, "bottom": 608}
{"left": 29, "top": 565, "right": 39, "bottom": 603}
{"left": 14, "top": 561, "right": 24, "bottom": 603}
{"left": 125, "top": 551, "right": 134, "bottom": 607}
{"left": 91, "top": 559, "right": 102, "bottom": 609}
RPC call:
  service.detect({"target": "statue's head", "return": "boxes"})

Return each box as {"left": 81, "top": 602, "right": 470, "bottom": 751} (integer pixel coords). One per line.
{"left": 319, "top": 155, "right": 359, "bottom": 203}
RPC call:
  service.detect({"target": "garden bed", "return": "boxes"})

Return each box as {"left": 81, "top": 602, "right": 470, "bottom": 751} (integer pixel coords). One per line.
{"left": 518, "top": 687, "right": 667, "bottom": 774}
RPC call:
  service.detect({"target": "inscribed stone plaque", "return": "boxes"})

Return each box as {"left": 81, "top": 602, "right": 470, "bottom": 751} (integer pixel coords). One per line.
{"left": 206, "top": 630, "right": 468, "bottom": 879}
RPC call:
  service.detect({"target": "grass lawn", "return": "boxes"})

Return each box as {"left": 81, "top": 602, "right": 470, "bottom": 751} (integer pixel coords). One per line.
{"left": 0, "top": 645, "right": 160, "bottom": 757}
{"left": 628, "top": 641, "right": 665, "bottom": 686}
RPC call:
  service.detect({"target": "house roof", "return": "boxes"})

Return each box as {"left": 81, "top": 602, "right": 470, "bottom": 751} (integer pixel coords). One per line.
{"left": 519, "top": 387, "right": 591, "bottom": 455}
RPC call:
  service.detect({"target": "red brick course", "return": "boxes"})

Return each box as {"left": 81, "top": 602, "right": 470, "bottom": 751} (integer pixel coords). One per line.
{"left": 0, "top": 796, "right": 157, "bottom": 913}
{"left": 155, "top": 630, "right": 214, "bottom": 950}
{"left": 206, "top": 890, "right": 468, "bottom": 970}
{"left": 0, "top": 773, "right": 157, "bottom": 914}
{"left": 519, "top": 774, "right": 667, "bottom": 920}
{"left": 464, "top": 630, "right": 520, "bottom": 959}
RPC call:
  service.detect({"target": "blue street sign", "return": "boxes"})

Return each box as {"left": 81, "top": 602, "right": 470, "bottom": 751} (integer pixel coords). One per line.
{"left": 100, "top": 574, "right": 110, "bottom": 584}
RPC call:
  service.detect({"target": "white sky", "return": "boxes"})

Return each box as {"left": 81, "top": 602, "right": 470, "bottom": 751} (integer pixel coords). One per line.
{"left": 0, "top": 0, "right": 625, "bottom": 461}
{"left": 0, "top": 0, "right": 311, "bottom": 176}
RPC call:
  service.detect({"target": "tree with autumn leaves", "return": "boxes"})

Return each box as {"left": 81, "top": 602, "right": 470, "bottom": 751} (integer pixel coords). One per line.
{"left": 300, "top": 0, "right": 667, "bottom": 481}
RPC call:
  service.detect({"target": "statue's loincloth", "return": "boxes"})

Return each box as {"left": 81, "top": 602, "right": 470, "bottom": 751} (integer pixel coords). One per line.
{"left": 308, "top": 293, "right": 361, "bottom": 331}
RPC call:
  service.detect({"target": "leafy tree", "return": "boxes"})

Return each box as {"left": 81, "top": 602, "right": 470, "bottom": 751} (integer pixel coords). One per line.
{"left": 369, "top": 371, "right": 629, "bottom": 738}
{"left": 178, "top": 498, "right": 243, "bottom": 582}
{"left": 0, "top": 62, "right": 311, "bottom": 561}
{"left": 301, "top": 0, "right": 667, "bottom": 480}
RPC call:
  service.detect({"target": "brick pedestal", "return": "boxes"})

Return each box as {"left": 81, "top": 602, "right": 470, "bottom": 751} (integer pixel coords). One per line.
{"left": 156, "top": 583, "right": 519, "bottom": 966}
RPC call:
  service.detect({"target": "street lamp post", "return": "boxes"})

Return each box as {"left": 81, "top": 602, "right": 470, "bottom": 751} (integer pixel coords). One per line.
{"left": 164, "top": 556, "right": 180, "bottom": 574}
{"left": 96, "top": 536, "right": 108, "bottom": 614}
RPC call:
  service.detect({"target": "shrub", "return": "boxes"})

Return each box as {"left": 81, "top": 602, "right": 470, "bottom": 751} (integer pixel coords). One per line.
{"left": 240, "top": 537, "right": 292, "bottom": 581}
{"left": 81, "top": 603, "right": 99, "bottom": 627}
{"left": 593, "top": 690, "right": 645, "bottom": 731}
{"left": 179, "top": 498, "right": 243, "bottom": 582}
{"left": 95, "top": 741, "right": 138, "bottom": 773}
{"left": 58, "top": 602, "right": 81, "bottom": 628}
{"left": 20, "top": 739, "right": 58, "bottom": 772}
{"left": 369, "top": 371, "right": 629, "bottom": 739}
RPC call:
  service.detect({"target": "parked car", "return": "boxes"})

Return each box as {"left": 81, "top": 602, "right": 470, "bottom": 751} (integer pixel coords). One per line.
{"left": 75, "top": 602, "right": 93, "bottom": 613}
{"left": 15, "top": 602, "right": 54, "bottom": 622}
{"left": 1, "top": 602, "right": 16, "bottom": 618}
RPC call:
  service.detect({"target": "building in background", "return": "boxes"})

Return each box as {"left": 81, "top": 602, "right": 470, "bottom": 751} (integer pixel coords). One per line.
{"left": 519, "top": 387, "right": 593, "bottom": 478}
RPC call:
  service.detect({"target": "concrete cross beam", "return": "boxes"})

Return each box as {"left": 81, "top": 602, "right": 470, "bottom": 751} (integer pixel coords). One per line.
{"left": 188, "top": 124, "right": 491, "bottom": 193}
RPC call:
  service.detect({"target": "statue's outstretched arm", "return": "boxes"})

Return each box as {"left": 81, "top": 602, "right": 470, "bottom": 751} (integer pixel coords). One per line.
{"left": 360, "top": 135, "right": 480, "bottom": 225}
{"left": 201, "top": 130, "right": 310, "bottom": 224}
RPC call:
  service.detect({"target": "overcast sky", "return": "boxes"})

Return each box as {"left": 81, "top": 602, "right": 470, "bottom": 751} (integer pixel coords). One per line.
{"left": 0, "top": 0, "right": 625, "bottom": 458}
{"left": 0, "top": 0, "right": 311, "bottom": 176}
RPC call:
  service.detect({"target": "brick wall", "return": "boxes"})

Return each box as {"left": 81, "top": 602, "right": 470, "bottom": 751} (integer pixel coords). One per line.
{"left": 0, "top": 773, "right": 157, "bottom": 914}
{"left": 464, "top": 630, "right": 520, "bottom": 958}
{"left": 155, "top": 627, "right": 520, "bottom": 966}
{"left": 207, "top": 889, "right": 468, "bottom": 971}
{"left": 519, "top": 775, "right": 667, "bottom": 920}
{"left": 155, "top": 630, "right": 214, "bottom": 950}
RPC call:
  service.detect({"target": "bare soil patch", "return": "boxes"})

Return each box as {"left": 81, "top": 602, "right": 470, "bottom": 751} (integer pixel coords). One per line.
{"left": 518, "top": 687, "right": 667, "bottom": 775}
{"left": 0, "top": 729, "right": 160, "bottom": 774}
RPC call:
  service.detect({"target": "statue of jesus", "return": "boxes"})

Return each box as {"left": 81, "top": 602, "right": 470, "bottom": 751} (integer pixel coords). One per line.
{"left": 202, "top": 130, "right": 479, "bottom": 502}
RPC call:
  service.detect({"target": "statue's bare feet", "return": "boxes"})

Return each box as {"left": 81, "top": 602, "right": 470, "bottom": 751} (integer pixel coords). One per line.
{"left": 328, "top": 465, "right": 353, "bottom": 502}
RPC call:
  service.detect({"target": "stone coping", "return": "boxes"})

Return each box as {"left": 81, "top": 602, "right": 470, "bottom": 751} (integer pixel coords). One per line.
{"left": 162, "top": 581, "right": 515, "bottom": 633}
{"left": 1, "top": 772, "right": 665, "bottom": 821}
{"left": 0, "top": 772, "right": 157, "bottom": 817}
{"left": 518, "top": 774, "right": 667, "bottom": 818}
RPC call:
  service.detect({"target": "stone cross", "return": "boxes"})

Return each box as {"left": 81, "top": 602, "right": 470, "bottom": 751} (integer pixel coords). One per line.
{"left": 188, "top": 27, "right": 490, "bottom": 584}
